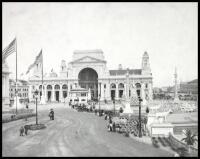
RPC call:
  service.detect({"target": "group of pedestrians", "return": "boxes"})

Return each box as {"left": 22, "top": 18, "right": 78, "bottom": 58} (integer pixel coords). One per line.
{"left": 49, "top": 109, "right": 54, "bottom": 120}
{"left": 19, "top": 108, "right": 55, "bottom": 137}
{"left": 105, "top": 114, "right": 116, "bottom": 132}
{"left": 19, "top": 125, "right": 29, "bottom": 136}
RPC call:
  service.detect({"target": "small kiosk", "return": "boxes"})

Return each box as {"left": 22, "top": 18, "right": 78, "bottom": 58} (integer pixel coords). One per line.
{"left": 68, "top": 88, "right": 89, "bottom": 105}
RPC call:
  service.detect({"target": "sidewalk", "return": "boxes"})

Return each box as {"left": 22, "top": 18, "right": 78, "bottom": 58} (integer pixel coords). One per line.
{"left": 129, "top": 134, "right": 152, "bottom": 145}
{"left": 129, "top": 134, "right": 176, "bottom": 154}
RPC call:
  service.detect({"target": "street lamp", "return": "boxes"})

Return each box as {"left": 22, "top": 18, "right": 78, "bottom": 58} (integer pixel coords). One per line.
{"left": 15, "top": 90, "right": 18, "bottom": 114}
{"left": 34, "top": 89, "right": 39, "bottom": 125}
{"left": 98, "top": 94, "right": 101, "bottom": 116}
{"left": 136, "top": 90, "right": 143, "bottom": 138}
{"left": 113, "top": 97, "right": 115, "bottom": 116}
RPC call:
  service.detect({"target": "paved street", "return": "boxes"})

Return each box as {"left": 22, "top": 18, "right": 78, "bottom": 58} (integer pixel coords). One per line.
{"left": 3, "top": 103, "right": 173, "bottom": 157}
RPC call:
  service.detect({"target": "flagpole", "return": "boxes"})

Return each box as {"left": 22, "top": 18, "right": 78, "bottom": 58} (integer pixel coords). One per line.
{"left": 16, "top": 37, "right": 18, "bottom": 114}
{"left": 42, "top": 50, "right": 43, "bottom": 100}
{"left": 42, "top": 49, "right": 43, "bottom": 85}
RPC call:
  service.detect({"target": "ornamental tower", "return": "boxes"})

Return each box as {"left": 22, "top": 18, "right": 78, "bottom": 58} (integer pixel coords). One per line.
{"left": 141, "top": 51, "right": 151, "bottom": 75}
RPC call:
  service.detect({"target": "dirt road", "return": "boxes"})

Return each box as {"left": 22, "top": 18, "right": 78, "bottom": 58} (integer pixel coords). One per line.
{"left": 3, "top": 104, "right": 173, "bottom": 157}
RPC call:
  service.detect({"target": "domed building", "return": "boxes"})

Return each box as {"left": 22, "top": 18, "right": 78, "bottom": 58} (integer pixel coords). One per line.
{"left": 28, "top": 50, "right": 153, "bottom": 103}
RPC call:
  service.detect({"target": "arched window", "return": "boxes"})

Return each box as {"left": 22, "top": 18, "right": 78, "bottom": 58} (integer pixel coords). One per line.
{"left": 55, "top": 84, "right": 60, "bottom": 90}
{"left": 110, "top": 83, "right": 116, "bottom": 89}
{"left": 39, "top": 85, "right": 42, "bottom": 90}
{"left": 118, "top": 83, "right": 124, "bottom": 89}
{"left": 145, "top": 83, "right": 148, "bottom": 89}
{"left": 62, "top": 84, "right": 68, "bottom": 89}
{"left": 47, "top": 85, "right": 52, "bottom": 90}
{"left": 135, "top": 83, "right": 141, "bottom": 89}
{"left": 135, "top": 83, "right": 141, "bottom": 97}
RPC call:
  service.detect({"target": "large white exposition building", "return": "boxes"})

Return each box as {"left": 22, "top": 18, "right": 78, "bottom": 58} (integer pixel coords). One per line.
{"left": 28, "top": 50, "right": 153, "bottom": 102}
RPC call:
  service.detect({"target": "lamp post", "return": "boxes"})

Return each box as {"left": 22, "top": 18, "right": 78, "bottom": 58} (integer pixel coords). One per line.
{"left": 136, "top": 89, "right": 143, "bottom": 138}
{"left": 138, "top": 97, "right": 143, "bottom": 138}
{"left": 34, "top": 89, "right": 39, "bottom": 125}
{"left": 15, "top": 90, "right": 18, "bottom": 114}
{"left": 113, "top": 97, "right": 115, "bottom": 116}
{"left": 99, "top": 94, "right": 101, "bottom": 116}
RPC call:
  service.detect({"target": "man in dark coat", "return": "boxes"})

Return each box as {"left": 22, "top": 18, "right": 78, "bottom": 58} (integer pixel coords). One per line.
{"left": 95, "top": 109, "right": 97, "bottom": 115}
{"left": 20, "top": 126, "right": 24, "bottom": 136}
{"left": 24, "top": 125, "right": 29, "bottom": 135}
{"left": 51, "top": 109, "right": 54, "bottom": 120}
{"left": 49, "top": 109, "right": 53, "bottom": 120}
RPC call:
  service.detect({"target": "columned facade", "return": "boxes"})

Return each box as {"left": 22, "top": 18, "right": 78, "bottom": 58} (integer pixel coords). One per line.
{"left": 2, "top": 61, "right": 10, "bottom": 107}
{"left": 28, "top": 50, "right": 153, "bottom": 103}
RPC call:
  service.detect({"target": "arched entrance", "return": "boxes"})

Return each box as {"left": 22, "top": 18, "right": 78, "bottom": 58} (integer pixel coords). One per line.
{"left": 110, "top": 83, "right": 116, "bottom": 100}
{"left": 78, "top": 68, "right": 98, "bottom": 100}
{"left": 47, "top": 85, "right": 52, "bottom": 102}
{"left": 55, "top": 84, "right": 60, "bottom": 102}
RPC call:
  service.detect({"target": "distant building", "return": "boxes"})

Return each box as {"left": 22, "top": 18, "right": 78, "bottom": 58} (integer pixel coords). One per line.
{"left": 9, "top": 79, "right": 29, "bottom": 104}
{"left": 2, "top": 61, "right": 10, "bottom": 107}
{"left": 153, "top": 79, "right": 198, "bottom": 100}
{"left": 178, "top": 79, "right": 198, "bottom": 100}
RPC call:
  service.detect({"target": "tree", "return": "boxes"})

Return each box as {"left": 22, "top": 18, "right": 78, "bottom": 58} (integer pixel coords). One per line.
{"left": 181, "top": 129, "right": 198, "bottom": 153}
{"left": 181, "top": 129, "right": 198, "bottom": 145}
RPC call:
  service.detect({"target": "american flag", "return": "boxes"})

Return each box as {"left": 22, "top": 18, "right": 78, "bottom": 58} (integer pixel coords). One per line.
{"left": 2, "top": 38, "right": 16, "bottom": 61}
{"left": 26, "top": 49, "right": 43, "bottom": 74}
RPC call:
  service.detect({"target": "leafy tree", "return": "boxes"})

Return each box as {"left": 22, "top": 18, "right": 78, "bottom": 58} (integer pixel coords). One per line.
{"left": 181, "top": 129, "right": 198, "bottom": 146}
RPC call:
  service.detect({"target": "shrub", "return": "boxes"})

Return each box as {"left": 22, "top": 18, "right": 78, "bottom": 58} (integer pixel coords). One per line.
{"left": 28, "top": 124, "right": 46, "bottom": 130}
{"left": 2, "top": 113, "right": 36, "bottom": 123}
{"left": 124, "top": 131, "right": 130, "bottom": 137}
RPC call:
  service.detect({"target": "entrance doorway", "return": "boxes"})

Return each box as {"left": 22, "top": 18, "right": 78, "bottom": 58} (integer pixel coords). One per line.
{"left": 48, "top": 91, "right": 51, "bottom": 101}
{"left": 56, "top": 91, "right": 59, "bottom": 102}
{"left": 119, "top": 90, "right": 123, "bottom": 98}
{"left": 111, "top": 90, "right": 115, "bottom": 100}
{"left": 78, "top": 67, "right": 98, "bottom": 100}
{"left": 63, "top": 91, "right": 67, "bottom": 98}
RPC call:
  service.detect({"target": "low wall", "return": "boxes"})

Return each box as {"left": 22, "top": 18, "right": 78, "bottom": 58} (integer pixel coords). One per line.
{"left": 150, "top": 123, "right": 174, "bottom": 137}
{"left": 173, "top": 123, "right": 198, "bottom": 135}
{"left": 168, "top": 133, "right": 198, "bottom": 156}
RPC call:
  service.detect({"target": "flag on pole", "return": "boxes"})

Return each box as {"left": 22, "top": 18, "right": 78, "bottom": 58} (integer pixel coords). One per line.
{"left": 2, "top": 38, "right": 16, "bottom": 61}
{"left": 26, "top": 49, "right": 43, "bottom": 74}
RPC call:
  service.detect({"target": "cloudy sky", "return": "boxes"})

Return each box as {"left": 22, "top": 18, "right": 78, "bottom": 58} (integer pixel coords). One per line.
{"left": 3, "top": 2, "right": 197, "bottom": 87}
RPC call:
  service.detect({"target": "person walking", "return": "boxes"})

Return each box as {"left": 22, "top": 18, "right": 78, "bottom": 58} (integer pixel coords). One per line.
{"left": 112, "top": 122, "right": 116, "bottom": 132}
{"left": 20, "top": 126, "right": 24, "bottom": 136}
{"left": 24, "top": 125, "right": 29, "bottom": 135}
{"left": 49, "top": 109, "right": 53, "bottom": 120}
{"left": 109, "top": 117, "right": 113, "bottom": 132}
{"left": 51, "top": 109, "right": 54, "bottom": 120}
{"left": 95, "top": 109, "right": 97, "bottom": 115}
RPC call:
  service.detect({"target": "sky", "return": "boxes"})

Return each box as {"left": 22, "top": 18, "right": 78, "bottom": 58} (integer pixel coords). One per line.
{"left": 3, "top": 2, "right": 198, "bottom": 87}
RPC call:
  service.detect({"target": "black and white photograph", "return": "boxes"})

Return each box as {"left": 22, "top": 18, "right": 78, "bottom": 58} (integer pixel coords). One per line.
{"left": 2, "top": 2, "right": 198, "bottom": 157}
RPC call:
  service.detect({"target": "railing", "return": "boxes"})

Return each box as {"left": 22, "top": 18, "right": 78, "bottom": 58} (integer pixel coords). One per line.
{"left": 168, "top": 133, "right": 198, "bottom": 156}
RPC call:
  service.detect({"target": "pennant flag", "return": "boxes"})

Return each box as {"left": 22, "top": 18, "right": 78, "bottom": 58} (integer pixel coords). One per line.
{"left": 26, "top": 49, "right": 43, "bottom": 74}
{"left": 2, "top": 38, "right": 16, "bottom": 61}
